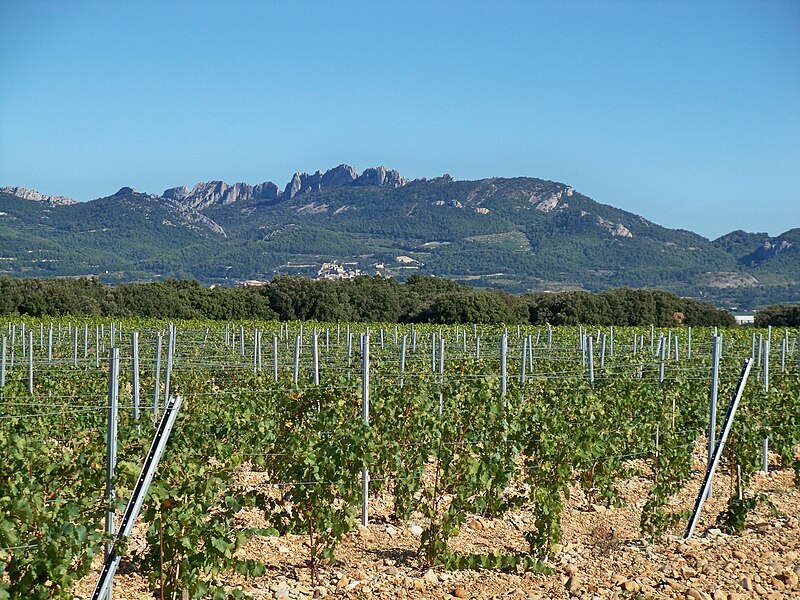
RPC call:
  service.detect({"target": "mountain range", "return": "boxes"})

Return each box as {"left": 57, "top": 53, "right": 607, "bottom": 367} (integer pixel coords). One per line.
{"left": 1, "top": 164, "right": 797, "bottom": 309}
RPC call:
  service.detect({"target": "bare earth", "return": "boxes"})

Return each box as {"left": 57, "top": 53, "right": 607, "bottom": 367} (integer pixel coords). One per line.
{"left": 74, "top": 444, "right": 800, "bottom": 600}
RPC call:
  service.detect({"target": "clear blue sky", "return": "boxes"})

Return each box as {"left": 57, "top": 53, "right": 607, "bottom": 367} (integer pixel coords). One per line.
{"left": 1, "top": 0, "right": 798, "bottom": 239}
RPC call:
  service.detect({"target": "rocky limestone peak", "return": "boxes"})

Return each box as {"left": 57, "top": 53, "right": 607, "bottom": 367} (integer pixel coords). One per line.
{"left": 321, "top": 164, "right": 359, "bottom": 187}
{"left": 164, "top": 180, "right": 281, "bottom": 211}
{"left": 763, "top": 239, "right": 792, "bottom": 253}
{"left": 252, "top": 182, "right": 280, "bottom": 201}
{"left": 354, "top": 166, "right": 408, "bottom": 188}
{"left": 114, "top": 187, "right": 138, "bottom": 196}
{"left": 163, "top": 186, "right": 191, "bottom": 201}
{"left": 221, "top": 182, "right": 253, "bottom": 206}
{"left": 283, "top": 172, "right": 305, "bottom": 200}
{"left": 283, "top": 164, "right": 408, "bottom": 199}
{"left": 160, "top": 196, "right": 227, "bottom": 237}
{"left": 744, "top": 237, "right": 793, "bottom": 263}
{"left": 612, "top": 223, "right": 633, "bottom": 238}
{"left": 193, "top": 181, "right": 230, "bottom": 202}
{"left": 160, "top": 164, "right": 408, "bottom": 206}
{"left": 1, "top": 186, "right": 78, "bottom": 205}
{"left": 283, "top": 165, "right": 359, "bottom": 199}
{"left": 304, "top": 171, "right": 325, "bottom": 193}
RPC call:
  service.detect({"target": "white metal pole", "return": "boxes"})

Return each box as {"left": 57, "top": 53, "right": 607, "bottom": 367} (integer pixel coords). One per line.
{"left": 361, "top": 330, "right": 370, "bottom": 526}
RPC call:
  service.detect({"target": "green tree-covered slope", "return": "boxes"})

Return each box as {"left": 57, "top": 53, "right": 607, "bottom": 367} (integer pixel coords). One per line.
{"left": 1, "top": 170, "right": 797, "bottom": 309}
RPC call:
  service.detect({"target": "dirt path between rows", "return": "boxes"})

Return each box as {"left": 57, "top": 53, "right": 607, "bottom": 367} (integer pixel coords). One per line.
{"left": 74, "top": 447, "right": 799, "bottom": 600}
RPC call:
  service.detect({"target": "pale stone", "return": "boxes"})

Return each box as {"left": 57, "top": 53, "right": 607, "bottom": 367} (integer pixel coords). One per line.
{"left": 738, "top": 577, "right": 753, "bottom": 591}
{"left": 667, "top": 579, "right": 687, "bottom": 592}
{"left": 566, "top": 576, "right": 581, "bottom": 592}
{"left": 681, "top": 565, "right": 698, "bottom": 579}
{"left": 468, "top": 518, "right": 484, "bottom": 531}
{"left": 336, "top": 576, "right": 350, "bottom": 590}
{"left": 779, "top": 570, "right": 799, "bottom": 587}
{"left": 1, "top": 186, "right": 77, "bottom": 206}
{"left": 452, "top": 584, "right": 469, "bottom": 598}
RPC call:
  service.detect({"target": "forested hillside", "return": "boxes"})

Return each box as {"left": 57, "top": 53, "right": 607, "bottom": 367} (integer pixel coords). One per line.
{"left": 2, "top": 167, "right": 797, "bottom": 309}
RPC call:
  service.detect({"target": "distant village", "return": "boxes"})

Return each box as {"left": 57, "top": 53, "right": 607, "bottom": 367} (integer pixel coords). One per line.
{"left": 315, "top": 261, "right": 365, "bottom": 280}
{"left": 236, "top": 257, "right": 424, "bottom": 288}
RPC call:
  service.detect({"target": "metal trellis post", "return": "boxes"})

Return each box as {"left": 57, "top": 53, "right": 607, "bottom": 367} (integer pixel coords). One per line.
{"left": 361, "top": 331, "right": 370, "bottom": 527}
{"left": 104, "top": 347, "right": 120, "bottom": 600}
{"left": 91, "top": 395, "right": 182, "bottom": 600}
{"left": 686, "top": 359, "right": 752, "bottom": 539}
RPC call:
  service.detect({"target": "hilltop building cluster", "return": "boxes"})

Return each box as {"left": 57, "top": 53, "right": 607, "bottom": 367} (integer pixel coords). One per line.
{"left": 316, "top": 262, "right": 363, "bottom": 280}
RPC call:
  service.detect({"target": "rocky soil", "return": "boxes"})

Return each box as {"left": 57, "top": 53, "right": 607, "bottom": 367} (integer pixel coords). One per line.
{"left": 74, "top": 445, "right": 800, "bottom": 600}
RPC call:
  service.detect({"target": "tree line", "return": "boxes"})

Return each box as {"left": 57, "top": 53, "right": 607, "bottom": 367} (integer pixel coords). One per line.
{"left": 0, "top": 275, "right": 742, "bottom": 326}
{"left": 754, "top": 304, "right": 800, "bottom": 327}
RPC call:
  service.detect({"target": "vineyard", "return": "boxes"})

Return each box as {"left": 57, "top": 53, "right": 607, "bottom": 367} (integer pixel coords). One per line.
{"left": 1, "top": 319, "right": 799, "bottom": 599}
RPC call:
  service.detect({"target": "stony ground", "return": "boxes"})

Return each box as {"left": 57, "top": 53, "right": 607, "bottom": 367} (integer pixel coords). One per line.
{"left": 74, "top": 444, "right": 800, "bottom": 600}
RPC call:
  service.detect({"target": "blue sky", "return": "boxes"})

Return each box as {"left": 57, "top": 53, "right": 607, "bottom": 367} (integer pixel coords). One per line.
{"left": 1, "top": 0, "right": 798, "bottom": 239}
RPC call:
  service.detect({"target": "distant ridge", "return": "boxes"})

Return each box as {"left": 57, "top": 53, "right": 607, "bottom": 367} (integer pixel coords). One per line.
{"left": 1, "top": 164, "right": 797, "bottom": 310}
{"left": 159, "top": 164, "right": 408, "bottom": 210}
{"left": 1, "top": 186, "right": 77, "bottom": 206}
